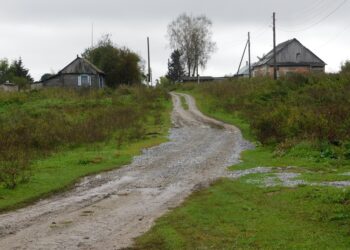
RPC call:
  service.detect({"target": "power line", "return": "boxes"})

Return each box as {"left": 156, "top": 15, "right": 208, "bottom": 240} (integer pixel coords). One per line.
{"left": 273, "top": 12, "right": 277, "bottom": 80}
{"left": 295, "top": 0, "right": 327, "bottom": 16}
{"left": 281, "top": 0, "right": 329, "bottom": 24}
{"left": 91, "top": 23, "right": 94, "bottom": 48}
{"left": 222, "top": 22, "right": 270, "bottom": 47}
{"left": 278, "top": 0, "right": 348, "bottom": 32}
{"left": 248, "top": 32, "right": 251, "bottom": 78}
{"left": 317, "top": 23, "right": 350, "bottom": 48}
{"left": 147, "top": 37, "right": 151, "bottom": 85}
{"left": 251, "top": 27, "right": 270, "bottom": 40}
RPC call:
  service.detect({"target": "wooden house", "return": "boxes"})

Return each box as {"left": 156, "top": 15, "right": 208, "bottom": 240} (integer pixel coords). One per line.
{"left": 41, "top": 56, "right": 105, "bottom": 88}
{"left": 253, "top": 38, "right": 326, "bottom": 78}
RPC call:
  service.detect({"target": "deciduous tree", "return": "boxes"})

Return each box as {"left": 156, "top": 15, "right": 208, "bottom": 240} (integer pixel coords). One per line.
{"left": 83, "top": 35, "right": 143, "bottom": 88}
{"left": 167, "top": 13, "right": 216, "bottom": 77}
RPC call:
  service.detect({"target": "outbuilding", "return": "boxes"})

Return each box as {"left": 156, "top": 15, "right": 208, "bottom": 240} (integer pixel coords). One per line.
{"left": 41, "top": 56, "right": 105, "bottom": 88}
{"left": 253, "top": 38, "right": 326, "bottom": 78}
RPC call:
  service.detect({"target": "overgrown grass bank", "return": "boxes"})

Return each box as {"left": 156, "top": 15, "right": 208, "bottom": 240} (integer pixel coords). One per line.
{"left": 179, "top": 73, "right": 350, "bottom": 158}
{"left": 0, "top": 86, "right": 171, "bottom": 212}
{"left": 133, "top": 74, "right": 350, "bottom": 249}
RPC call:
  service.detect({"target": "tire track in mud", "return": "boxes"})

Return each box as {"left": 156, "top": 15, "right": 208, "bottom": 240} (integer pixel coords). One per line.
{"left": 0, "top": 93, "right": 251, "bottom": 250}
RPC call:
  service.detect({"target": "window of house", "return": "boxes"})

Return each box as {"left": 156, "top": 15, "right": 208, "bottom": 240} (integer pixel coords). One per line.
{"left": 296, "top": 53, "right": 301, "bottom": 63}
{"left": 78, "top": 75, "right": 91, "bottom": 86}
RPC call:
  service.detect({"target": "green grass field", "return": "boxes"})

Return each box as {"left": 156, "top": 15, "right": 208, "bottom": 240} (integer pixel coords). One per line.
{"left": 132, "top": 87, "right": 350, "bottom": 249}
{"left": 0, "top": 87, "right": 172, "bottom": 212}
{"left": 0, "top": 130, "right": 170, "bottom": 212}
{"left": 134, "top": 179, "right": 350, "bottom": 250}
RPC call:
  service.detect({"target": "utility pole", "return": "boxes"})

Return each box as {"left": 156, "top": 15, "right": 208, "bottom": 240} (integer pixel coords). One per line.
{"left": 273, "top": 12, "right": 277, "bottom": 80}
{"left": 248, "top": 32, "right": 252, "bottom": 78}
{"left": 236, "top": 40, "right": 248, "bottom": 76}
{"left": 91, "top": 23, "right": 94, "bottom": 48}
{"left": 147, "top": 37, "right": 151, "bottom": 86}
{"left": 197, "top": 55, "right": 200, "bottom": 84}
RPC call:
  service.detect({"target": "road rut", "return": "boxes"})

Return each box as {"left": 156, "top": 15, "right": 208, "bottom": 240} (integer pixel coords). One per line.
{"left": 0, "top": 93, "right": 251, "bottom": 250}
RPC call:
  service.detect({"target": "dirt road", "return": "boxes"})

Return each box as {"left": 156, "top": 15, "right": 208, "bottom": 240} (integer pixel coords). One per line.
{"left": 0, "top": 93, "right": 250, "bottom": 250}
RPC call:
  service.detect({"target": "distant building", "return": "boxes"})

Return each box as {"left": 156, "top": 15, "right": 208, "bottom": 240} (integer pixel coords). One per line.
{"left": 236, "top": 61, "right": 252, "bottom": 78}
{"left": 0, "top": 81, "right": 18, "bottom": 92}
{"left": 253, "top": 38, "right": 326, "bottom": 78}
{"left": 41, "top": 56, "right": 105, "bottom": 88}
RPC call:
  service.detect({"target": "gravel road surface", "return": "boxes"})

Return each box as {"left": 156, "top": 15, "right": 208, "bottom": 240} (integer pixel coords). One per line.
{"left": 0, "top": 93, "right": 250, "bottom": 250}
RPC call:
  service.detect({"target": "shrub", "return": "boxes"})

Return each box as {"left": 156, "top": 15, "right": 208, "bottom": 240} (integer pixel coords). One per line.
{"left": 0, "top": 150, "right": 30, "bottom": 189}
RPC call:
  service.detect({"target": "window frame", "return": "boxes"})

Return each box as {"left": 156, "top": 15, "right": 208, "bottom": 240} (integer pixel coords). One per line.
{"left": 78, "top": 74, "right": 91, "bottom": 86}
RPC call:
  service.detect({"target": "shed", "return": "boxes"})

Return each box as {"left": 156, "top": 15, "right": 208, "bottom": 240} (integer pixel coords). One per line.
{"left": 41, "top": 56, "right": 105, "bottom": 88}
{"left": 253, "top": 38, "right": 326, "bottom": 78}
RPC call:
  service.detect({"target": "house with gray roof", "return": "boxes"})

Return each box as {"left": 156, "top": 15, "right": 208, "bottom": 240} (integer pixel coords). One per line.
{"left": 41, "top": 56, "right": 105, "bottom": 88}
{"left": 253, "top": 38, "right": 326, "bottom": 78}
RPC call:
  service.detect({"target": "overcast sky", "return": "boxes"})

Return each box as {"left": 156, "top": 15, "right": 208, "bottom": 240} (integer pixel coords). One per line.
{"left": 1, "top": 0, "right": 349, "bottom": 82}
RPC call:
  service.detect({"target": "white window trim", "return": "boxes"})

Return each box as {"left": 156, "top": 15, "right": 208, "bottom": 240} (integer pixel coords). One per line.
{"left": 78, "top": 75, "right": 91, "bottom": 86}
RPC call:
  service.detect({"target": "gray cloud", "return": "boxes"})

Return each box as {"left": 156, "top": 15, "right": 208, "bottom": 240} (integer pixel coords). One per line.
{"left": 0, "top": 0, "right": 349, "bottom": 81}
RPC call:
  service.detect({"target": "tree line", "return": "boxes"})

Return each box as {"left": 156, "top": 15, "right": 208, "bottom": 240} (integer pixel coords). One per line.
{"left": 0, "top": 58, "right": 33, "bottom": 88}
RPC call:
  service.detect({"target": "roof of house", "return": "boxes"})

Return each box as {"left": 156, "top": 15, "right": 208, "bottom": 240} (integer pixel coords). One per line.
{"left": 237, "top": 63, "right": 251, "bottom": 76}
{"left": 59, "top": 56, "right": 105, "bottom": 75}
{"left": 39, "top": 56, "right": 105, "bottom": 83}
{"left": 254, "top": 38, "right": 326, "bottom": 67}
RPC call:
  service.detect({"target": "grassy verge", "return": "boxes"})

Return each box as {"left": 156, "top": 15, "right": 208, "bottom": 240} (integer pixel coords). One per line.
{"left": 0, "top": 87, "right": 172, "bottom": 212}
{"left": 133, "top": 86, "right": 350, "bottom": 249}
{"left": 133, "top": 179, "right": 350, "bottom": 249}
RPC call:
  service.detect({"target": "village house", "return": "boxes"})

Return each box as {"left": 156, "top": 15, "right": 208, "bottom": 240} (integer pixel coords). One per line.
{"left": 253, "top": 38, "right": 326, "bottom": 78}
{"left": 0, "top": 81, "right": 19, "bottom": 92}
{"left": 41, "top": 56, "right": 105, "bottom": 88}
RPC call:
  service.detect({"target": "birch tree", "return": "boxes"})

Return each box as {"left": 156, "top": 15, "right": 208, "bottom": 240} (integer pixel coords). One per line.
{"left": 167, "top": 13, "right": 216, "bottom": 77}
